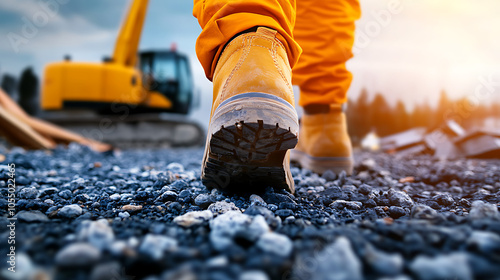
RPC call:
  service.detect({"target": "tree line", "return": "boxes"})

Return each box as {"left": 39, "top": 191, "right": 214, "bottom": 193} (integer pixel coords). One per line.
{"left": 346, "top": 88, "right": 500, "bottom": 144}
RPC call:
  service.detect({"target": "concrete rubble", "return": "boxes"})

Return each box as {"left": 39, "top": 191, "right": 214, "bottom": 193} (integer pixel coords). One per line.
{"left": 381, "top": 120, "right": 500, "bottom": 159}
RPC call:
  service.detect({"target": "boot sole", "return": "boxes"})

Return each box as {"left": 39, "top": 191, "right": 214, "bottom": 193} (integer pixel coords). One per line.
{"left": 290, "top": 149, "right": 354, "bottom": 175}
{"left": 202, "top": 92, "right": 299, "bottom": 193}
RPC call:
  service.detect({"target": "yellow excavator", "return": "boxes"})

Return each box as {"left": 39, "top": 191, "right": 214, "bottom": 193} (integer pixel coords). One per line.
{"left": 40, "top": 0, "right": 203, "bottom": 147}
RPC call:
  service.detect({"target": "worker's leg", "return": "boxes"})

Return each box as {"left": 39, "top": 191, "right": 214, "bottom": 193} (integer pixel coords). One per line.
{"left": 292, "top": 0, "right": 360, "bottom": 107}
{"left": 193, "top": 0, "right": 301, "bottom": 81}
{"left": 290, "top": 0, "right": 361, "bottom": 175}
{"left": 193, "top": 0, "right": 302, "bottom": 192}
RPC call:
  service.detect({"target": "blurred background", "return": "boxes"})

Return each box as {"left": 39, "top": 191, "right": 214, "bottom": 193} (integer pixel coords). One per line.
{"left": 1, "top": 0, "right": 499, "bottom": 147}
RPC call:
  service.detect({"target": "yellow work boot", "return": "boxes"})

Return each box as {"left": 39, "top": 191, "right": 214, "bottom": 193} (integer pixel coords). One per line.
{"left": 201, "top": 27, "right": 299, "bottom": 193}
{"left": 291, "top": 105, "right": 354, "bottom": 175}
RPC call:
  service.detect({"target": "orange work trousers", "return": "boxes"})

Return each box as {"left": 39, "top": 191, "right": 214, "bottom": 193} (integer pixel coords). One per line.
{"left": 193, "top": 0, "right": 361, "bottom": 106}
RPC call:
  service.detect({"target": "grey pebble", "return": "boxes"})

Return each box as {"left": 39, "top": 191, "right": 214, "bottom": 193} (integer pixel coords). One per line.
{"left": 256, "top": 231, "right": 293, "bottom": 257}
{"left": 16, "top": 210, "right": 49, "bottom": 222}
{"left": 409, "top": 253, "right": 472, "bottom": 280}
{"left": 139, "top": 234, "right": 178, "bottom": 260}
{"left": 18, "top": 187, "right": 38, "bottom": 199}
{"left": 55, "top": 243, "right": 101, "bottom": 267}
{"left": 58, "top": 204, "right": 83, "bottom": 218}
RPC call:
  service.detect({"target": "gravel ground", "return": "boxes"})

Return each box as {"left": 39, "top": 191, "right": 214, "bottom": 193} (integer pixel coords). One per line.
{"left": 1, "top": 144, "right": 500, "bottom": 280}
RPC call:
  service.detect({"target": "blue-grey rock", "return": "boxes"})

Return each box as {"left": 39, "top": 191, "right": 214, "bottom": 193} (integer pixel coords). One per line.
{"left": 409, "top": 253, "right": 472, "bottom": 280}
{"left": 469, "top": 201, "right": 499, "bottom": 220}
{"left": 58, "top": 204, "right": 83, "bottom": 218}
{"left": 174, "top": 210, "right": 213, "bottom": 227}
{"left": 77, "top": 219, "right": 115, "bottom": 250}
{"left": 119, "top": 212, "right": 130, "bottom": 219}
{"left": 250, "top": 194, "right": 267, "bottom": 207}
{"left": 16, "top": 210, "right": 49, "bottom": 222}
{"left": 44, "top": 199, "right": 54, "bottom": 205}
{"left": 210, "top": 211, "right": 269, "bottom": 251}
{"left": 194, "top": 193, "right": 214, "bottom": 208}
{"left": 467, "top": 231, "right": 500, "bottom": 255}
{"left": 89, "top": 262, "right": 123, "bottom": 280}
{"left": 39, "top": 187, "right": 59, "bottom": 197}
{"left": 294, "top": 236, "right": 362, "bottom": 280}
{"left": 432, "top": 193, "right": 454, "bottom": 207}
{"left": 337, "top": 170, "right": 347, "bottom": 186}
{"left": 279, "top": 202, "right": 297, "bottom": 210}
{"left": 58, "top": 190, "right": 73, "bottom": 199}
{"left": 0, "top": 253, "right": 34, "bottom": 280}
{"left": 158, "top": 190, "right": 178, "bottom": 202}
{"left": 55, "top": 243, "right": 101, "bottom": 267}
{"left": 360, "top": 158, "right": 376, "bottom": 170}
{"left": 358, "top": 184, "right": 372, "bottom": 195}
{"left": 389, "top": 206, "right": 407, "bottom": 218}
{"left": 267, "top": 204, "right": 278, "bottom": 211}
{"left": 364, "top": 244, "right": 403, "bottom": 276}
{"left": 166, "top": 162, "right": 184, "bottom": 173}
{"left": 18, "top": 187, "right": 38, "bottom": 199}
{"left": 275, "top": 209, "right": 294, "bottom": 218}
{"left": 256, "top": 232, "right": 293, "bottom": 257}
{"left": 71, "top": 178, "right": 86, "bottom": 188}
{"left": 467, "top": 253, "right": 500, "bottom": 279}
{"left": 139, "top": 234, "right": 178, "bottom": 260}
{"left": 330, "top": 200, "right": 362, "bottom": 210}
{"left": 206, "top": 255, "right": 229, "bottom": 269}
{"left": 263, "top": 193, "right": 294, "bottom": 205}
{"left": 73, "top": 194, "right": 90, "bottom": 203}
{"left": 46, "top": 206, "right": 58, "bottom": 215}
{"left": 388, "top": 189, "right": 414, "bottom": 208}
{"left": 321, "top": 170, "right": 337, "bottom": 182}
{"left": 208, "top": 201, "right": 240, "bottom": 216}
{"left": 239, "top": 270, "right": 270, "bottom": 280}
{"left": 342, "top": 185, "right": 357, "bottom": 192}
{"left": 411, "top": 204, "right": 441, "bottom": 220}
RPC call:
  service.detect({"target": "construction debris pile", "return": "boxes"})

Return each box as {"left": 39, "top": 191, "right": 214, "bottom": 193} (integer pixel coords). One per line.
{"left": 380, "top": 120, "right": 500, "bottom": 159}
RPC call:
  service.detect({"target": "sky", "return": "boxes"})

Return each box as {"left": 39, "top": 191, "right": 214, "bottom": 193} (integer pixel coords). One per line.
{"left": 1, "top": 0, "right": 499, "bottom": 126}
{"left": 351, "top": 0, "right": 500, "bottom": 108}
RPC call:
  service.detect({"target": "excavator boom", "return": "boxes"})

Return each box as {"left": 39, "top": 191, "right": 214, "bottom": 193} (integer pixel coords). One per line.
{"left": 112, "top": 0, "right": 149, "bottom": 67}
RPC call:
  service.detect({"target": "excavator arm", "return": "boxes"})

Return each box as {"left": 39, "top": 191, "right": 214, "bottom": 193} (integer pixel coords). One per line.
{"left": 112, "top": 0, "right": 149, "bottom": 67}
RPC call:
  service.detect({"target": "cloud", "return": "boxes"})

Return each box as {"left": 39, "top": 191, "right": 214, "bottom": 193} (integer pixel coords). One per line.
{"left": 0, "top": 1, "right": 201, "bottom": 72}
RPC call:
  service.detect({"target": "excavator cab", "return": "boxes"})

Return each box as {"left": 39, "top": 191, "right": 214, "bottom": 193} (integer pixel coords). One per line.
{"left": 139, "top": 51, "right": 193, "bottom": 114}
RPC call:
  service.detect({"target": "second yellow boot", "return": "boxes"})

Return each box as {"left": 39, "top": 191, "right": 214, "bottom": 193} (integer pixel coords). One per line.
{"left": 290, "top": 105, "right": 354, "bottom": 175}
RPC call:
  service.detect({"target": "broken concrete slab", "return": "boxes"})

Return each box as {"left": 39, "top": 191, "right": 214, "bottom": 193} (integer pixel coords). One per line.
{"left": 425, "top": 129, "right": 463, "bottom": 159}
{"left": 394, "top": 143, "right": 430, "bottom": 158}
{"left": 380, "top": 127, "right": 427, "bottom": 152}
{"left": 455, "top": 130, "right": 500, "bottom": 158}
{"left": 441, "top": 120, "right": 466, "bottom": 138}
{"left": 379, "top": 120, "right": 500, "bottom": 159}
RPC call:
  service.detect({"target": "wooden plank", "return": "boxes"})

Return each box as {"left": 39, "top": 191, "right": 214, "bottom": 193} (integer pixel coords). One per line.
{"left": 0, "top": 106, "right": 54, "bottom": 149}
{"left": 0, "top": 88, "right": 111, "bottom": 152}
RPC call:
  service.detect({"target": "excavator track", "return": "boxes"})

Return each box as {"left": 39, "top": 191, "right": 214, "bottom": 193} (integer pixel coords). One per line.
{"left": 40, "top": 111, "right": 205, "bottom": 149}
